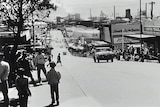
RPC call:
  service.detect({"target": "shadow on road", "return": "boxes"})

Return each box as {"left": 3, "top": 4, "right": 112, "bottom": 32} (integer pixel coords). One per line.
{"left": 44, "top": 103, "right": 59, "bottom": 107}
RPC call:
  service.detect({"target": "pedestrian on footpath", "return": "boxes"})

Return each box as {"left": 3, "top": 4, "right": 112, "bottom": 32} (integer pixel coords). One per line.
{"left": 17, "top": 53, "right": 37, "bottom": 86}
{"left": 46, "top": 61, "right": 61, "bottom": 106}
{"left": 34, "top": 50, "right": 47, "bottom": 84}
{"left": 56, "top": 53, "right": 62, "bottom": 66}
{"left": 0, "top": 52, "right": 10, "bottom": 107}
{"left": 90, "top": 47, "right": 96, "bottom": 62}
{"left": 15, "top": 68, "right": 31, "bottom": 107}
{"left": 48, "top": 53, "right": 53, "bottom": 63}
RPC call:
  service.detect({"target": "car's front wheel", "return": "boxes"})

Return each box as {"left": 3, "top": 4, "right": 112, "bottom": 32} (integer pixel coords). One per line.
{"left": 97, "top": 59, "right": 100, "bottom": 63}
{"left": 111, "top": 59, "right": 113, "bottom": 62}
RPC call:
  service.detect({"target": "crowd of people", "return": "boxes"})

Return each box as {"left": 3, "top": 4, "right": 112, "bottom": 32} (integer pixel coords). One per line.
{"left": 115, "top": 45, "right": 159, "bottom": 62}
{"left": 0, "top": 45, "right": 62, "bottom": 107}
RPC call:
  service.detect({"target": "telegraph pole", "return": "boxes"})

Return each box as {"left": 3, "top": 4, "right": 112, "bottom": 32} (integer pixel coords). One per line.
{"left": 122, "top": 29, "right": 124, "bottom": 52}
{"left": 113, "top": 5, "right": 116, "bottom": 19}
{"left": 149, "top": 1, "right": 155, "bottom": 19}
{"left": 145, "top": 3, "right": 147, "bottom": 18}
{"left": 32, "top": 11, "right": 35, "bottom": 50}
{"left": 140, "top": 0, "right": 142, "bottom": 54}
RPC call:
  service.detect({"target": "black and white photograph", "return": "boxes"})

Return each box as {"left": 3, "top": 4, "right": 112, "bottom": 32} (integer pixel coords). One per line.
{"left": 0, "top": 0, "right": 160, "bottom": 107}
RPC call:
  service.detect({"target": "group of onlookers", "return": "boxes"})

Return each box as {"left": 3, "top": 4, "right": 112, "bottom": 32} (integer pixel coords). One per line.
{"left": 116, "top": 46, "right": 157, "bottom": 62}
{"left": 0, "top": 45, "right": 62, "bottom": 107}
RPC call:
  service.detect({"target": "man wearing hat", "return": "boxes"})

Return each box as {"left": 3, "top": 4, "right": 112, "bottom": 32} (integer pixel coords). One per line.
{"left": 46, "top": 61, "right": 61, "bottom": 106}
{"left": 34, "top": 50, "right": 47, "bottom": 84}
{"left": 0, "top": 52, "right": 10, "bottom": 107}
{"left": 15, "top": 68, "right": 31, "bottom": 107}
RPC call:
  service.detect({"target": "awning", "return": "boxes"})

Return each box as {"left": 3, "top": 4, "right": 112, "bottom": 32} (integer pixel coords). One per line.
{"left": 0, "top": 31, "right": 14, "bottom": 38}
{"left": 125, "top": 34, "right": 156, "bottom": 38}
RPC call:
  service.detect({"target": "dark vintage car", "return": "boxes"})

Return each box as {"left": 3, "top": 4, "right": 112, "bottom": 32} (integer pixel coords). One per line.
{"left": 93, "top": 47, "right": 115, "bottom": 63}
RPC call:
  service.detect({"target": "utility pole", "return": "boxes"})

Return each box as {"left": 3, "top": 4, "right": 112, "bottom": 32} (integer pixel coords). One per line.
{"left": 140, "top": 0, "right": 142, "bottom": 54}
{"left": 32, "top": 11, "right": 35, "bottom": 50}
{"left": 113, "top": 5, "right": 116, "bottom": 19}
{"left": 122, "top": 29, "right": 124, "bottom": 52}
{"left": 145, "top": 3, "right": 147, "bottom": 18}
{"left": 149, "top": 1, "right": 155, "bottom": 19}
{"left": 0, "top": 0, "right": 1, "bottom": 20}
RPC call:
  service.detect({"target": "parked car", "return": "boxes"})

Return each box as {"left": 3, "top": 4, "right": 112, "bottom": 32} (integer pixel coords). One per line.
{"left": 93, "top": 47, "right": 115, "bottom": 63}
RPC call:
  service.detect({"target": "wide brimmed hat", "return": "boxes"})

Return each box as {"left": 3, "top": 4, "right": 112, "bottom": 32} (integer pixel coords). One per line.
{"left": 49, "top": 61, "right": 56, "bottom": 67}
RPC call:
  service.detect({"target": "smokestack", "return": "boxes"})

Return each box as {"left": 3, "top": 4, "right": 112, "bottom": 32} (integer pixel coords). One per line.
{"left": 125, "top": 9, "right": 132, "bottom": 20}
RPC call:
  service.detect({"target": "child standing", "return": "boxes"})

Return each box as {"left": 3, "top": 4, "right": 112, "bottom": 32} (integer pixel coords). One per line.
{"left": 46, "top": 61, "right": 61, "bottom": 106}
{"left": 15, "top": 68, "right": 31, "bottom": 107}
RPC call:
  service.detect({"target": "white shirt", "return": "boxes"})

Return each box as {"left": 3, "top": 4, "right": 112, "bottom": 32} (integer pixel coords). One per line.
{"left": 0, "top": 61, "right": 10, "bottom": 81}
{"left": 35, "top": 53, "right": 46, "bottom": 64}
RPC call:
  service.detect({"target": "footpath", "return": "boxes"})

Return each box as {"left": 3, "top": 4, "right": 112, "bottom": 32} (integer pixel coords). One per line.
{"left": 0, "top": 60, "right": 51, "bottom": 106}
{"left": 0, "top": 29, "right": 68, "bottom": 106}
{"left": 0, "top": 47, "right": 71, "bottom": 107}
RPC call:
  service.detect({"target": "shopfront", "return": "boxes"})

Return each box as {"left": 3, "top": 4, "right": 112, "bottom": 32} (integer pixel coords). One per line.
{"left": 0, "top": 30, "right": 31, "bottom": 47}
{"left": 143, "top": 26, "right": 160, "bottom": 54}
{"left": 111, "top": 23, "right": 141, "bottom": 50}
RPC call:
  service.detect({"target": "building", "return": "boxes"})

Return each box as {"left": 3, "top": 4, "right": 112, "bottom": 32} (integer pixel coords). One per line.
{"left": 98, "top": 24, "right": 113, "bottom": 44}
{"left": 110, "top": 23, "right": 141, "bottom": 50}
{"left": 33, "top": 21, "right": 49, "bottom": 46}
{"left": 67, "top": 13, "right": 81, "bottom": 21}
{"left": 125, "top": 9, "right": 132, "bottom": 20}
{"left": 0, "top": 24, "right": 31, "bottom": 47}
{"left": 142, "top": 18, "right": 160, "bottom": 54}
{"left": 56, "top": 17, "right": 61, "bottom": 23}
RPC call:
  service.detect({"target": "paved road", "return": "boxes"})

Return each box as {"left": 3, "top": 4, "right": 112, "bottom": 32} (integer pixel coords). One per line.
{"left": 4, "top": 29, "right": 160, "bottom": 107}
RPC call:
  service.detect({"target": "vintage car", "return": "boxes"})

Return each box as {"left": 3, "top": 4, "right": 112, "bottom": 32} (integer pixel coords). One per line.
{"left": 93, "top": 47, "right": 115, "bottom": 63}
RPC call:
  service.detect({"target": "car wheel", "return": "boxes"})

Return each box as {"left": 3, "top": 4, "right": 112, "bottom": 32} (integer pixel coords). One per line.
{"left": 98, "top": 59, "right": 100, "bottom": 63}
{"left": 111, "top": 59, "right": 113, "bottom": 62}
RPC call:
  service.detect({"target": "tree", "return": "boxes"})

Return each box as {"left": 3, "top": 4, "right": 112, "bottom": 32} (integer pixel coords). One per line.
{"left": 0, "top": 0, "right": 56, "bottom": 49}
{"left": 0, "top": 0, "right": 57, "bottom": 87}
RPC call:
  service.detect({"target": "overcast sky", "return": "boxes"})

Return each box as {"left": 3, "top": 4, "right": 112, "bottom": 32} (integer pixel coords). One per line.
{"left": 51, "top": 0, "right": 160, "bottom": 19}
